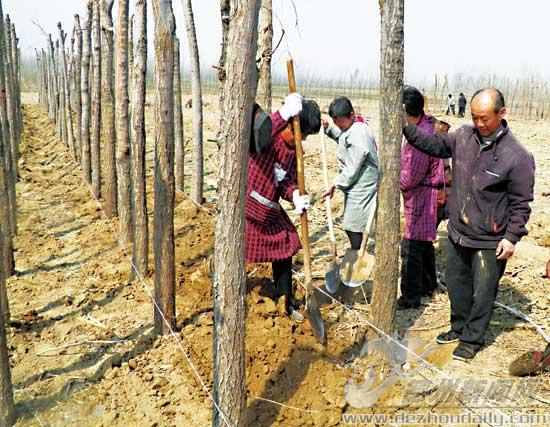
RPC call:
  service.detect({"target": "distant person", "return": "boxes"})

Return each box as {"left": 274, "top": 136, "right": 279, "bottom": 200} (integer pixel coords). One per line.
{"left": 322, "top": 96, "right": 378, "bottom": 251}
{"left": 398, "top": 86, "right": 444, "bottom": 309}
{"left": 458, "top": 92, "right": 467, "bottom": 117}
{"left": 445, "top": 94, "right": 456, "bottom": 115}
{"left": 402, "top": 88, "right": 535, "bottom": 361}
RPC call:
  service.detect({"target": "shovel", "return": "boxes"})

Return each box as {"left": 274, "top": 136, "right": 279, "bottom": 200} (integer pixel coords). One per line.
{"left": 320, "top": 130, "right": 339, "bottom": 293}
{"left": 339, "top": 199, "right": 377, "bottom": 287}
{"left": 287, "top": 59, "right": 326, "bottom": 346}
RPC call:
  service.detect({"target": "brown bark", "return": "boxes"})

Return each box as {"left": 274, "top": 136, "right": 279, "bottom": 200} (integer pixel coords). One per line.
{"left": 182, "top": 0, "right": 204, "bottom": 204}
{"left": 0, "top": 0, "right": 14, "bottom": 277}
{"left": 0, "top": 227, "right": 15, "bottom": 427}
{"left": 173, "top": 36, "right": 184, "bottom": 192}
{"left": 81, "top": 1, "right": 93, "bottom": 184}
{"left": 256, "top": 0, "right": 272, "bottom": 112}
{"left": 100, "top": 0, "right": 117, "bottom": 218}
{"left": 152, "top": 0, "right": 175, "bottom": 335}
{"left": 91, "top": 0, "right": 102, "bottom": 198}
{"left": 213, "top": 1, "right": 260, "bottom": 425}
{"left": 367, "top": 0, "right": 404, "bottom": 343}
{"left": 131, "top": 0, "right": 148, "bottom": 279}
{"left": 115, "top": 0, "right": 133, "bottom": 245}
{"left": 57, "top": 23, "right": 77, "bottom": 162}
{"left": 74, "top": 15, "right": 83, "bottom": 164}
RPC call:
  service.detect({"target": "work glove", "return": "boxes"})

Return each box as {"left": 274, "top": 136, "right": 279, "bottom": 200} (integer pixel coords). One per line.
{"left": 279, "top": 93, "right": 303, "bottom": 121}
{"left": 293, "top": 189, "right": 310, "bottom": 215}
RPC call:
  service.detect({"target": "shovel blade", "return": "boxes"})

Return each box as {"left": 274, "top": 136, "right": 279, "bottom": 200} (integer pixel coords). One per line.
{"left": 325, "top": 262, "right": 340, "bottom": 294}
{"left": 305, "top": 289, "right": 326, "bottom": 346}
{"left": 339, "top": 250, "right": 375, "bottom": 287}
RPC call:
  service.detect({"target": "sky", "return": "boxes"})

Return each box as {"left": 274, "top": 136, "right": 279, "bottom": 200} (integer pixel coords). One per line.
{"left": 5, "top": 0, "right": 550, "bottom": 86}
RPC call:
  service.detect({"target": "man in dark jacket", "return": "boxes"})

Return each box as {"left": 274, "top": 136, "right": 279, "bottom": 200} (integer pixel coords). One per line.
{"left": 458, "top": 93, "right": 467, "bottom": 117}
{"left": 402, "top": 88, "right": 535, "bottom": 361}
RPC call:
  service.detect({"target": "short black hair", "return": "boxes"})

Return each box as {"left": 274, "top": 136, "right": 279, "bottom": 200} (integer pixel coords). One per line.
{"left": 471, "top": 88, "right": 505, "bottom": 113}
{"left": 300, "top": 99, "right": 321, "bottom": 136}
{"left": 328, "top": 96, "right": 354, "bottom": 119}
{"left": 403, "top": 86, "right": 424, "bottom": 117}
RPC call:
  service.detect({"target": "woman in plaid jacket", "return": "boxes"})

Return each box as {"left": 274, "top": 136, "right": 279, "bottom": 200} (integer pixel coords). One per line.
{"left": 245, "top": 94, "right": 321, "bottom": 321}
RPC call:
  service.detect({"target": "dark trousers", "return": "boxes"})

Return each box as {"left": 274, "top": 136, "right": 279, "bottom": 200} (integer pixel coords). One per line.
{"left": 400, "top": 239, "right": 437, "bottom": 303}
{"left": 346, "top": 230, "right": 363, "bottom": 250}
{"left": 458, "top": 106, "right": 466, "bottom": 117}
{"left": 272, "top": 257, "right": 292, "bottom": 298}
{"left": 446, "top": 239, "right": 507, "bottom": 346}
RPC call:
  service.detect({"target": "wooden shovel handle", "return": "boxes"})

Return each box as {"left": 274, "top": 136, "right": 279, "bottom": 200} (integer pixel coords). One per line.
{"left": 359, "top": 198, "right": 377, "bottom": 257}
{"left": 286, "top": 59, "right": 312, "bottom": 284}
{"left": 320, "top": 130, "right": 337, "bottom": 250}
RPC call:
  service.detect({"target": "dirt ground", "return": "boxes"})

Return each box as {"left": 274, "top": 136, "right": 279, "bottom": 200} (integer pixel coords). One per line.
{"left": 4, "top": 93, "right": 550, "bottom": 426}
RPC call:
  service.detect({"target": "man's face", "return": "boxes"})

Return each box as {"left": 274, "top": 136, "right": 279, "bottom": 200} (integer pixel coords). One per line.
{"left": 471, "top": 96, "right": 506, "bottom": 137}
{"left": 333, "top": 114, "right": 355, "bottom": 132}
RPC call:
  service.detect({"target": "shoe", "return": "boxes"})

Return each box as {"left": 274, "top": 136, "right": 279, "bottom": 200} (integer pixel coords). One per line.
{"left": 277, "top": 295, "right": 304, "bottom": 323}
{"left": 397, "top": 296, "right": 421, "bottom": 310}
{"left": 452, "top": 342, "right": 480, "bottom": 361}
{"left": 436, "top": 330, "right": 461, "bottom": 344}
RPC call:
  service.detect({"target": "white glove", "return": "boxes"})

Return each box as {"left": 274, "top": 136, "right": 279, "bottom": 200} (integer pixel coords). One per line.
{"left": 293, "top": 189, "right": 310, "bottom": 215}
{"left": 279, "top": 93, "right": 303, "bottom": 121}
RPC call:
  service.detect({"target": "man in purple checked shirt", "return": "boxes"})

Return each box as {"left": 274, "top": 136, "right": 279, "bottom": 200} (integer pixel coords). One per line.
{"left": 398, "top": 86, "right": 444, "bottom": 310}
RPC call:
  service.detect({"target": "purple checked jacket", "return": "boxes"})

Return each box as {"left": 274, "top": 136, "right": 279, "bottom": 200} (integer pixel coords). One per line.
{"left": 400, "top": 115, "right": 444, "bottom": 241}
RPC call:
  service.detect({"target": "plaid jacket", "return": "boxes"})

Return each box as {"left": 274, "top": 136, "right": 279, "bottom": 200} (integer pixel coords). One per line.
{"left": 245, "top": 111, "right": 301, "bottom": 263}
{"left": 401, "top": 115, "right": 444, "bottom": 241}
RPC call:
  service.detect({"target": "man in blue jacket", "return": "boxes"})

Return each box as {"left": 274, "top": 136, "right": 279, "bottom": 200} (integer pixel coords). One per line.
{"left": 402, "top": 88, "right": 535, "bottom": 361}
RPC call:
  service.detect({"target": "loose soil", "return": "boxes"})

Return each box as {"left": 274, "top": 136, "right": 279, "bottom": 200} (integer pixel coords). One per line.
{"left": 5, "top": 94, "right": 550, "bottom": 426}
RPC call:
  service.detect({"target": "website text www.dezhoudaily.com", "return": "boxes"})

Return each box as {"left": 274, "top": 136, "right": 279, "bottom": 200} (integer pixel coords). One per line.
{"left": 342, "top": 411, "right": 550, "bottom": 426}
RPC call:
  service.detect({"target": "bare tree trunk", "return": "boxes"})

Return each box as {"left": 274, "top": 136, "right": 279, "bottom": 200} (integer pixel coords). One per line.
{"left": 91, "top": 0, "right": 102, "bottom": 198}
{"left": 57, "top": 39, "right": 68, "bottom": 146}
{"left": 256, "top": 0, "right": 272, "bottom": 112}
{"left": 216, "top": 0, "right": 230, "bottom": 138}
{"left": 173, "top": 36, "right": 184, "bottom": 192}
{"left": 0, "top": 226, "right": 15, "bottom": 427}
{"left": 0, "top": 140, "right": 10, "bottom": 319}
{"left": 47, "top": 35, "right": 57, "bottom": 124}
{"left": 131, "top": 0, "right": 148, "bottom": 279}
{"left": 57, "top": 23, "right": 77, "bottom": 162}
{"left": 4, "top": 16, "right": 18, "bottom": 186}
{"left": 367, "top": 0, "right": 404, "bottom": 345}
{"left": 81, "top": 2, "right": 93, "bottom": 184}
{"left": 11, "top": 26, "right": 21, "bottom": 140}
{"left": 182, "top": 0, "right": 204, "bottom": 205}
{"left": 115, "top": 0, "right": 133, "bottom": 245}
{"left": 101, "top": 0, "right": 117, "bottom": 218}
{"left": 152, "top": 0, "right": 175, "bottom": 335}
{"left": 128, "top": 15, "right": 134, "bottom": 107}
{"left": 213, "top": 1, "right": 260, "bottom": 425}
{"left": 0, "top": 0, "right": 14, "bottom": 276}
{"left": 74, "top": 14, "right": 83, "bottom": 165}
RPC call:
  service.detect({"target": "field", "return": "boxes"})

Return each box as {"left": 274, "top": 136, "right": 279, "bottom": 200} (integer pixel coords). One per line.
{"left": 4, "top": 92, "right": 550, "bottom": 426}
